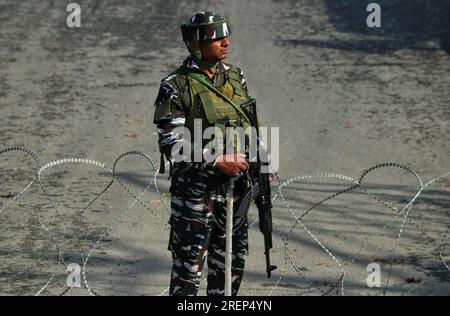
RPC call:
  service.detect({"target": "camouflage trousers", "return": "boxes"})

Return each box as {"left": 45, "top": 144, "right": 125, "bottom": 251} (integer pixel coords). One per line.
{"left": 168, "top": 165, "right": 249, "bottom": 296}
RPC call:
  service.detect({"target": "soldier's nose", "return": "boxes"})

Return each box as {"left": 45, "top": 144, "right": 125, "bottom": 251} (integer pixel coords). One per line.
{"left": 221, "top": 38, "right": 230, "bottom": 47}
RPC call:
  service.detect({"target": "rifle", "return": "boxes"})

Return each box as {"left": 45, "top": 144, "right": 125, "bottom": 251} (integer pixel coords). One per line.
{"left": 240, "top": 98, "right": 277, "bottom": 278}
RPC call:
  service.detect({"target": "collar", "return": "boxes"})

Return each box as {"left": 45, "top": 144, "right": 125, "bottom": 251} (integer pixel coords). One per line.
{"left": 183, "top": 56, "right": 231, "bottom": 74}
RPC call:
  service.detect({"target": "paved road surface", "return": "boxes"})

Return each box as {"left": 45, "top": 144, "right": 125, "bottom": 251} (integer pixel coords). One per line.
{"left": 0, "top": 0, "right": 449, "bottom": 295}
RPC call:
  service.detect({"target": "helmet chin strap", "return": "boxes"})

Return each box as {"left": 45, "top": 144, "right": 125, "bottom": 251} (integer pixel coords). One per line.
{"left": 186, "top": 42, "right": 218, "bottom": 74}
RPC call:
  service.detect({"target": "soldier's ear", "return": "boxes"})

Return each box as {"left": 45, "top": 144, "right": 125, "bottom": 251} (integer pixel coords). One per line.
{"left": 187, "top": 41, "right": 199, "bottom": 51}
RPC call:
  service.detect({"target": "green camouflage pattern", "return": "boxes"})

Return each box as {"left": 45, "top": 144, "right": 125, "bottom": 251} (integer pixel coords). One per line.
{"left": 153, "top": 56, "right": 254, "bottom": 296}
{"left": 168, "top": 166, "right": 248, "bottom": 296}
{"left": 154, "top": 57, "right": 251, "bottom": 158}
{"left": 180, "top": 12, "right": 231, "bottom": 62}
{"left": 181, "top": 11, "right": 231, "bottom": 43}
{"left": 184, "top": 65, "right": 251, "bottom": 154}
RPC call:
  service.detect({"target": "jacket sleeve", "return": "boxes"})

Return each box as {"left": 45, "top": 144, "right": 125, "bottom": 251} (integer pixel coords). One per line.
{"left": 153, "top": 75, "right": 216, "bottom": 174}
{"left": 153, "top": 76, "right": 186, "bottom": 158}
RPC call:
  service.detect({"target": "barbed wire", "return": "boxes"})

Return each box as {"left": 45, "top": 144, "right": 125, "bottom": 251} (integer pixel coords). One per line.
{"left": 0, "top": 146, "right": 449, "bottom": 296}
{"left": 275, "top": 165, "right": 449, "bottom": 296}
{"left": 1, "top": 147, "right": 166, "bottom": 296}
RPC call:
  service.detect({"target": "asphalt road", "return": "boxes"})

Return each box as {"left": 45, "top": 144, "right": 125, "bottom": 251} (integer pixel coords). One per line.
{"left": 0, "top": 0, "right": 449, "bottom": 295}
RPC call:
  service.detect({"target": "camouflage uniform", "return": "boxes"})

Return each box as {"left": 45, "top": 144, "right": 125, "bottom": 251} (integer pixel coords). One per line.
{"left": 153, "top": 54, "right": 254, "bottom": 295}
{"left": 153, "top": 11, "right": 258, "bottom": 296}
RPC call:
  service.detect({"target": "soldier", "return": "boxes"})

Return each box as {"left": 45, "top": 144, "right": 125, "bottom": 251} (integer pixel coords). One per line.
{"left": 153, "top": 11, "right": 258, "bottom": 296}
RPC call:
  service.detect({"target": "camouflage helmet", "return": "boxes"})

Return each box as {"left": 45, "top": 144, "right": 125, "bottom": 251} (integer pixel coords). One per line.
{"left": 181, "top": 11, "right": 231, "bottom": 44}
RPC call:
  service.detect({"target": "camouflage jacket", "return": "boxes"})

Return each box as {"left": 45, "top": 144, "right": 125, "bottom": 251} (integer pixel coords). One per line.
{"left": 153, "top": 56, "right": 251, "bottom": 174}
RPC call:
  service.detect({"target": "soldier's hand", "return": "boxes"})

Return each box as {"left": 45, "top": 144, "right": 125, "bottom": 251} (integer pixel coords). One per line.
{"left": 214, "top": 153, "right": 249, "bottom": 177}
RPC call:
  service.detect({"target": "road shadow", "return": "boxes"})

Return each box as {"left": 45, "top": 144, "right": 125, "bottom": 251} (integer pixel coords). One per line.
{"left": 278, "top": 0, "right": 450, "bottom": 54}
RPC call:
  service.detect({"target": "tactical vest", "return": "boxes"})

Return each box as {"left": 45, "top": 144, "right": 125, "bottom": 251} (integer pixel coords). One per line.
{"left": 180, "top": 65, "right": 252, "bottom": 153}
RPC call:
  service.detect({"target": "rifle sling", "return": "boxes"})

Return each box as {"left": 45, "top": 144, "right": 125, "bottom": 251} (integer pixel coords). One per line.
{"left": 187, "top": 72, "right": 251, "bottom": 125}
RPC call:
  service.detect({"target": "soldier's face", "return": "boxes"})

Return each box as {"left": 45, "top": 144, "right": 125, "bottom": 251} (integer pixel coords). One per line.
{"left": 200, "top": 37, "right": 230, "bottom": 63}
